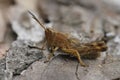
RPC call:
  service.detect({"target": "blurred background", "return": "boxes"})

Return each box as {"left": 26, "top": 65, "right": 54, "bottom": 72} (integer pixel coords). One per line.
{"left": 0, "top": 0, "right": 120, "bottom": 58}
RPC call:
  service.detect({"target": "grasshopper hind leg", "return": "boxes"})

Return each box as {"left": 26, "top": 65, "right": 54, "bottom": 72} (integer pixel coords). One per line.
{"left": 62, "top": 48, "right": 88, "bottom": 67}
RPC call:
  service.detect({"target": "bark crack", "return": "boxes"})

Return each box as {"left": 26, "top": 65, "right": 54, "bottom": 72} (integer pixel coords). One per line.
{"left": 40, "top": 60, "right": 51, "bottom": 80}
{"left": 75, "top": 62, "right": 80, "bottom": 80}
{"left": 40, "top": 56, "right": 56, "bottom": 80}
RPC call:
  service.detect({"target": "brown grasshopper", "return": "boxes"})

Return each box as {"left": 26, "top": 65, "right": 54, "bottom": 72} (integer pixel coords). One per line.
{"left": 29, "top": 11, "right": 107, "bottom": 67}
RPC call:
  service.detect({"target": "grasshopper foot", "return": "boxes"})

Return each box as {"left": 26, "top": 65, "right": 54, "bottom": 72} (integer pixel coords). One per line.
{"left": 81, "top": 63, "right": 89, "bottom": 67}
{"left": 79, "top": 61, "right": 89, "bottom": 67}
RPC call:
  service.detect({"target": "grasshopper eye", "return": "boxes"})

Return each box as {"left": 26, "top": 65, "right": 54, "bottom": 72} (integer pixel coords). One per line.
{"left": 53, "top": 46, "right": 56, "bottom": 49}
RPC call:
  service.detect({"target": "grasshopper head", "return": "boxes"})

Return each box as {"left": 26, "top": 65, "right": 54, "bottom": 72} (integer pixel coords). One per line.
{"left": 45, "top": 28, "right": 55, "bottom": 38}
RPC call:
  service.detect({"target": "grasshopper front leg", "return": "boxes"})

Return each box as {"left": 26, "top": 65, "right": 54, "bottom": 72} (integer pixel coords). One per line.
{"left": 44, "top": 47, "right": 59, "bottom": 63}
{"left": 62, "top": 48, "right": 88, "bottom": 67}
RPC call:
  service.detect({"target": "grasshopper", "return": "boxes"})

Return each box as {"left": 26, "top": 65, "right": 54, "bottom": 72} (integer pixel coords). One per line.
{"left": 29, "top": 11, "right": 107, "bottom": 67}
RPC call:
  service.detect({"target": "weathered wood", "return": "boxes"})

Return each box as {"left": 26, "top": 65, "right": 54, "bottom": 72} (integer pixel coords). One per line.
{"left": 0, "top": 0, "right": 120, "bottom": 80}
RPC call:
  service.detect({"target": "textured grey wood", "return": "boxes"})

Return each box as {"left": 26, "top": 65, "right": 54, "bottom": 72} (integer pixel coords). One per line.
{"left": 5, "top": 40, "right": 43, "bottom": 80}
{"left": 0, "top": 0, "right": 120, "bottom": 80}
{"left": 5, "top": 40, "right": 120, "bottom": 80}
{"left": 0, "top": 58, "right": 5, "bottom": 80}
{"left": 12, "top": 54, "right": 120, "bottom": 80}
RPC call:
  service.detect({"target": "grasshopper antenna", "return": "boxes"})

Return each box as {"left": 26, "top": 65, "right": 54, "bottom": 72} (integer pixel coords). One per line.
{"left": 28, "top": 11, "right": 46, "bottom": 30}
